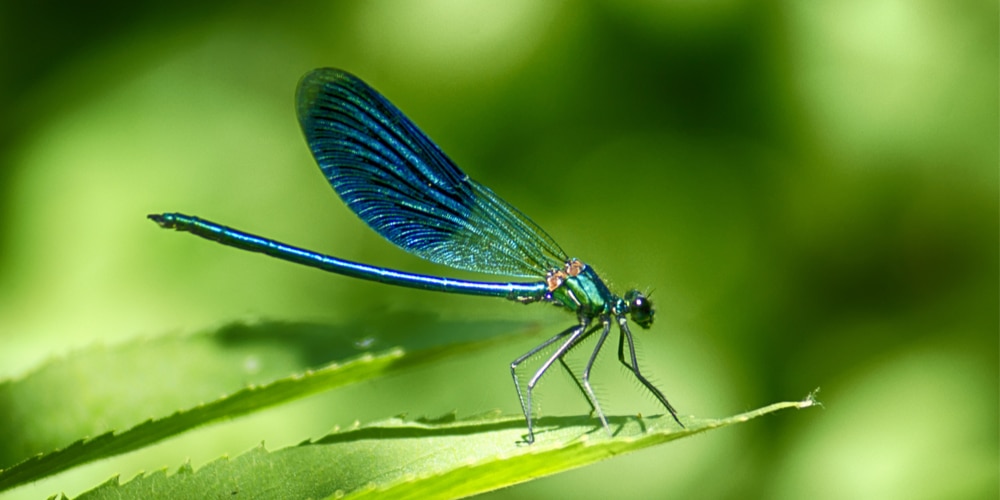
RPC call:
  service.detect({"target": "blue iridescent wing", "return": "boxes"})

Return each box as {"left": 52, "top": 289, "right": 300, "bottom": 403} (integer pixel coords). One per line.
{"left": 295, "top": 68, "right": 567, "bottom": 278}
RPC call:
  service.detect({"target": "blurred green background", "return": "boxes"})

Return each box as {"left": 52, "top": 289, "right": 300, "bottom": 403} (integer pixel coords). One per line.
{"left": 0, "top": 0, "right": 996, "bottom": 498}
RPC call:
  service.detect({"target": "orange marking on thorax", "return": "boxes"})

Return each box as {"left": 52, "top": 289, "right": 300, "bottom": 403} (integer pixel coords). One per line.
{"left": 546, "top": 259, "right": 587, "bottom": 291}
{"left": 546, "top": 269, "right": 567, "bottom": 291}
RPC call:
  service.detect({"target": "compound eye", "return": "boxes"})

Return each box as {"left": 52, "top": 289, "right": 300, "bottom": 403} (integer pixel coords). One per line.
{"left": 625, "top": 289, "right": 654, "bottom": 329}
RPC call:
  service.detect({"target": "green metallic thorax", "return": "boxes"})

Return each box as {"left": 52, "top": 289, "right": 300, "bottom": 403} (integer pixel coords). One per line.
{"left": 548, "top": 263, "right": 615, "bottom": 318}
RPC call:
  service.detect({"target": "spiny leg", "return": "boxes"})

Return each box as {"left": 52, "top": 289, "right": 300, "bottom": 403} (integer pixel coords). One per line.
{"left": 523, "top": 322, "right": 603, "bottom": 442}
{"left": 616, "top": 316, "right": 684, "bottom": 427}
{"left": 511, "top": 322, "right": 585, "bottom": 444}
{"left": 518, "top": 321, "right": 602, "bottom": 444}
{"left": 549, "top": 320, "right": 609, "bottom": 419}
{"left": 523, "top": 322, "right": 605, "bottom": 443}
{"left": 558, "top": 356, "right": 597, "bottom": 415}
{"left": 580, "top": 319, "right": 614, "bottom": 435}
{"left": 617, "top": 325, "right": 633, "bottom": 371}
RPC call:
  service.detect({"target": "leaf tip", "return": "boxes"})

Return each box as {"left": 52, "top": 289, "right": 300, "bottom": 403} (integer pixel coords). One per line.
{"left": 800, "top": 388, "right": 824, "bottom": 409}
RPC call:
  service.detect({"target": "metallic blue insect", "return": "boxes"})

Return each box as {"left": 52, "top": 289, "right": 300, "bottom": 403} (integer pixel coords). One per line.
{"left": 150, "top": 68, "right": 683, "bottom": 443}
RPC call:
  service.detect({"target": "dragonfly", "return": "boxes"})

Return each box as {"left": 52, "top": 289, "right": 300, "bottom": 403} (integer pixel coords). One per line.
{"left": 149, "top": 67, "right": 683, "bottom": 443}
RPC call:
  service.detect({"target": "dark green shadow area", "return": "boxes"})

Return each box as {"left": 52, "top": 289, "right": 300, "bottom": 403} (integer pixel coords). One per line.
{"left": 210, "top": 311, "right": 536, "bottom": 367}
{"left": 0, "top": 313, "right": 539, "bottom": 491}
{"left": 312, "top": 413, "right": 652, "bottom": 445}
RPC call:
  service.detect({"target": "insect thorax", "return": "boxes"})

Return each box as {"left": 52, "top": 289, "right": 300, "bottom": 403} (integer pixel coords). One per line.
{"left": 545, "top": 259, "right": 614, "bottom": 317}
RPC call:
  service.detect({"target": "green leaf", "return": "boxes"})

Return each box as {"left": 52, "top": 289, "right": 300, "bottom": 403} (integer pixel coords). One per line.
{"left": 74, "top": 396, "right": 818, "bottom": 499}
{"left": 0, "top": 314, "right": 539, "bottom": 491}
